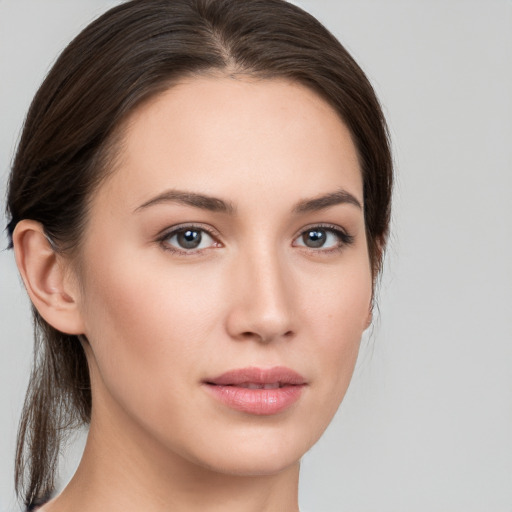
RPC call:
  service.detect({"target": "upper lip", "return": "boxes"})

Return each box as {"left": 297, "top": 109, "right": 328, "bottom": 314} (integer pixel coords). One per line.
{"left": 204, "top": 366, "right": 306, "bottom": 386}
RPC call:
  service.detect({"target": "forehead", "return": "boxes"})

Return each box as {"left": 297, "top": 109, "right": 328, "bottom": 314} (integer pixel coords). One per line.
{"left": 98, "top": 76, "right": 362, "bottom": 211}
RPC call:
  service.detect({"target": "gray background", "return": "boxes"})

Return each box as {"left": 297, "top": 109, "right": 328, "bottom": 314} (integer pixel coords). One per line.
{"left": 1, "top": 1, "right": 511, "bottom": 511}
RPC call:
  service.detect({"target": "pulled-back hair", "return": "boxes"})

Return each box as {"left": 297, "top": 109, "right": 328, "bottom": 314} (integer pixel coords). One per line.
{"left": 6, "top": 0, "right": 392, "bottom": 508}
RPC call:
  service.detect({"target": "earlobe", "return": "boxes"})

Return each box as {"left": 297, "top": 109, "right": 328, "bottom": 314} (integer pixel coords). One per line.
{"left": 365, "top": 309, "right": 373, "bottom": 330}
{"left": 13, "top": 220, "right": 85, "bottom": 335}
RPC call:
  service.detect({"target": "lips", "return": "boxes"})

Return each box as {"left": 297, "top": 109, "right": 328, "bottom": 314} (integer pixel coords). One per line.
{"left": 203, "top": 366, "right": 306, "bottom": 415}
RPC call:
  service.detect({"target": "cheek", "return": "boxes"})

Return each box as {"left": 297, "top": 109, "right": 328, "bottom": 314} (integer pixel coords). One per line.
{"left": 77, "top": 251, "right": 230, "bottom": 458}
{"left": 80, "top": 251, "right": 214, "bottom": 372}
{"left": 298, "top": 258, "right": 372, "bottom": 419}
{"left": 301, "top": 253, "right": 372, "bottom": 342}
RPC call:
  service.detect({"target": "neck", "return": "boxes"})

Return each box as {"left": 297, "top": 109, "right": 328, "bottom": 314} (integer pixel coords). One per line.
{"left": 47, "top": 386, "right": 301, "bottom": 512}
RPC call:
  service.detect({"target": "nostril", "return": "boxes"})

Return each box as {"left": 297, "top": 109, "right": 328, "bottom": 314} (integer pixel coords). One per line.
{"left": 237, "top": 330, "right": 294, "bottom": 343}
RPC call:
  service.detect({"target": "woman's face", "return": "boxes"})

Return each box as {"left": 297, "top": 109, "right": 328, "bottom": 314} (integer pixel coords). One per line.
{"left": 74, "top": 77, "right": 372, "bottom": 475}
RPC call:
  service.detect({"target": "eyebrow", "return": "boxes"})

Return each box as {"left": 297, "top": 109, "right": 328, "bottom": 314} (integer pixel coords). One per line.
{"left": 134, "top": 190, "right": 235, "bottom": 214}
{"left": 293, "top": 189, "right": 362, "bottom": 213}
{"left": 134, "top": 188, "right": 362, "bottom": 215}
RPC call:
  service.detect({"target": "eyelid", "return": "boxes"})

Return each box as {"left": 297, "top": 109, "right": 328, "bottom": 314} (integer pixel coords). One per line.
{"left": 156, "top": 223, "right": 222, "bottom": 254}
{"left": 154, "top": 222, "right": 354, "bottom": 255}
{"left": 292, "top": 223, "right": 355, "bottom": 250}
{"left": 156, "top": 222, "right": 221, "bottom": 239}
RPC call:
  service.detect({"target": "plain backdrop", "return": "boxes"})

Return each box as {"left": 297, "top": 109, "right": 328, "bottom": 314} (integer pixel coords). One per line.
{"left": 1, "top": 1, "right": 511, "bottom": 511}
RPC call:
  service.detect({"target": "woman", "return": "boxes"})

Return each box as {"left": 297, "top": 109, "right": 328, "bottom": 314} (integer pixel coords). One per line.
{"left": 6, "top": 0, "right": 392, "bottom": 510}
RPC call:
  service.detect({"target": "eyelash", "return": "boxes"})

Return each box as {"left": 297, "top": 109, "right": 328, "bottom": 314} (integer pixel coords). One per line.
{"left": 293, "top": 224, "right": 355, "bottom": 254}
{"left": 156, "top": 223, "right": 221, "bottom": 255}
{"left": 156, "top": 223, "right": 354, "bottom": 256}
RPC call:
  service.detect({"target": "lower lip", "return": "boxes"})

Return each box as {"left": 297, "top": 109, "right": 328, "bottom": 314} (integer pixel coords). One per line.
{"left": 204, "top": 384, "right": 305, "bottom": 415}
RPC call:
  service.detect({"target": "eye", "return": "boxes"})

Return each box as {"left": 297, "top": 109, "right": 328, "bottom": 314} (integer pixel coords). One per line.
{"left": 293, "top": 226, "right": 353, "bottom": 251}
{"left": 160, "top": 226, "right": 219, "bottom": 253}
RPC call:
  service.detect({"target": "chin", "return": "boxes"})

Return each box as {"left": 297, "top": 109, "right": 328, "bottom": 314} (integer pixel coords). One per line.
{"left": 196, "top": 447, "right": 302, "bottom": 478}
{"left": 175, "top": 421, "right": 320, "bottom": 478}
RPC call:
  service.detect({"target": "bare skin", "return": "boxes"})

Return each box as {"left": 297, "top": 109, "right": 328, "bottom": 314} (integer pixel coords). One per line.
{"left": 15, "top": 76, "right": 372, "bottom": 512}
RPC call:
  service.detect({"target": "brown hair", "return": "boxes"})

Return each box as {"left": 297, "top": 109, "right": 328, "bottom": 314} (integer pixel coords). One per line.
{"left": 6, "top": 0, "right": 392, "bottom": 508}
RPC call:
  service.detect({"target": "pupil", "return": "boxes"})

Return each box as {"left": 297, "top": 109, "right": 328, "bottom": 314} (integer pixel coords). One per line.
{"left": 304, "top": 229, "right": 326, "bottom": 248}
{"left": 178, "top": 229, "right": 201, "bottom": 249}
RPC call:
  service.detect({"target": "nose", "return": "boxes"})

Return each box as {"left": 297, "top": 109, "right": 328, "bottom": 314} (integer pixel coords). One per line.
{"left": 225, "top": 248, "right": 296, "bottom": 344}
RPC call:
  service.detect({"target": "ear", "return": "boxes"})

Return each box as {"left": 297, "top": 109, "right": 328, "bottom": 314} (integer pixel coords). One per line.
{"left": 364, "top": 305, "right": 373, "bottom": 330}
{"left": 366, "top": 234, "right": 385, "bottom": 330}
{"left": 12, "top": 220, "right": 85, "bottom": 335}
